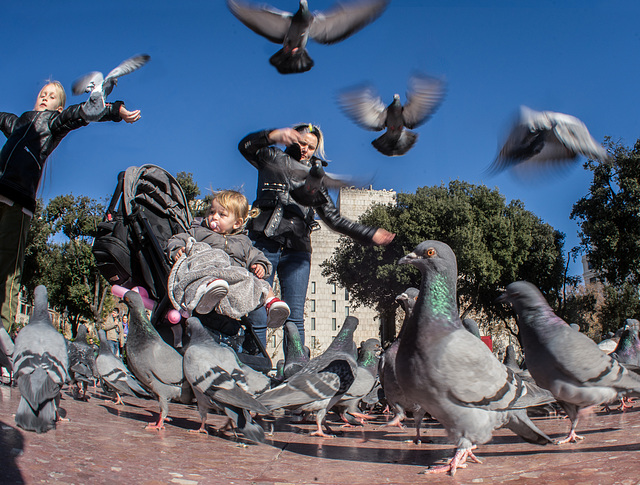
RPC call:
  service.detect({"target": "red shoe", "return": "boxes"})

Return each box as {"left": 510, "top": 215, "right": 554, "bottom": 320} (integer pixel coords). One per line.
{"left": 265, "top": 298, "right": 290, "bottom": 328}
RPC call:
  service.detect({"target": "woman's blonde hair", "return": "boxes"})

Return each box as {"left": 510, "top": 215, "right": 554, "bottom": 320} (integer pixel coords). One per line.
{"left": 212, "top": 190, "right": 260, "bottom": 231}
{"left": 293, "top": 123, "right": 326, "bottom": 160}
{"left": 40, "top": 80, "right": 66, "bottom": 109}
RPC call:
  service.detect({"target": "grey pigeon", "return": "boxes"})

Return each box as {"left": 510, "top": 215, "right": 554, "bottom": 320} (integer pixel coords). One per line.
{"left": 338, "top": 74, "right": 446, "bottom": 156}
{"left": 95, "top": 329, "right": 151, "bottom": 405}
{"left": 258, "top": 316, "right": 359, "bottom": 437}
{"left": 462, "top": 318, "right": 481, "bottom": 338}
{"left": 0, "top": 326, "right": 14, "bottom": 375}
{"left": 286, "top": 157, "right": 360, "bottom": 207}
{"left": 123, "top": 290, "right": 193, "bottom": 430}
{"left": 611, "top": 324, "right": 640, "bottom": 369}
{"left": 379, "top": 288, "right": 427, "bottom": 443}
{"left": 67, "top": 324, "right": 98, "bottom": 401}
{"left": 182, "top": 318, "right": 269, "bottom": 442}
{"left": 72, "top": 54, "right": 150, "bottom": 120}
{"left": 332, "top": 338, "right": 380, "bottom": 426}
{"left": 498, "top": 281, "right": 640, "bottom": 444}
{"left": 502, "top": 344, "right": 521, "bottom": 372}
{"left": 488, "top": 106, "right": 610, "bottom": 176}
{"left": 396, "top": 242, "right": 555, "bottom": 475}
{"left": 13, "top": 286, "right": 69, "bottom": 433}
{"left": 283, "top": 321, "right": 310, "bottom": 380}
{"left": 227, "top": 0, "right": 388, "bottom": 74}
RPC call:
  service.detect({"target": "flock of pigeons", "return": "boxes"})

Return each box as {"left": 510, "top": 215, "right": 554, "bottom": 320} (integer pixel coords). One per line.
{"left": 3, "top": 238, "right": 640, "bottom": 477}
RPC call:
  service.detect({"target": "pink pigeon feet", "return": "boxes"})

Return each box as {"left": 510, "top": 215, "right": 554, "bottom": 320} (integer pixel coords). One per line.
{"left": 423, "top": 445, "right": 483, "bottom": 476}
{"left": 557, "top": 429, "right": 585, "bottom": 444}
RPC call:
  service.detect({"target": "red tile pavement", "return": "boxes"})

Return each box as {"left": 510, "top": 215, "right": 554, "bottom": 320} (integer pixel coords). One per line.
{"left": 1, "top": 384, "right": 639, "bottom": 484}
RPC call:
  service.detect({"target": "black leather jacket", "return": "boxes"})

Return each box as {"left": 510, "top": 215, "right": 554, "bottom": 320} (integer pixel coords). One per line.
{"left": 0, "top": 101, "right": 123, "bottom": 212}
{"left": 238, "top": 129, "right": 378, "bottom": 252}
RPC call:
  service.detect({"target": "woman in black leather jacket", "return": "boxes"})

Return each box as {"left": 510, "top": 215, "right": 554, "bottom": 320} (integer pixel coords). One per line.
{"left": 238, "top": 123, "right": 395, "bottom": 347}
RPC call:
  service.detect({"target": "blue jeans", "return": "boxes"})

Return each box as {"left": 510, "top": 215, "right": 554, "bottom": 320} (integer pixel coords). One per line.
{"left": 247, "top": 237, "right": 311, "bottom": 349}
{"left": 108, "top": 340, "right": 120, "bottom": 357}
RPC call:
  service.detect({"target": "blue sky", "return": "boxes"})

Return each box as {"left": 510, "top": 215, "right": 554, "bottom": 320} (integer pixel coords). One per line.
{"left": 2, "top": 0, "right": 639, "bottom": 279}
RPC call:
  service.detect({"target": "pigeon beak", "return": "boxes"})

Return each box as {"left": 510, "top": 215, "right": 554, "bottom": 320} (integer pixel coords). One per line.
{"left": 494, "top": 292, "right": 508, "bottom": 304}
{"left": 398, "top": 252, "right": 418, "bottom": 265}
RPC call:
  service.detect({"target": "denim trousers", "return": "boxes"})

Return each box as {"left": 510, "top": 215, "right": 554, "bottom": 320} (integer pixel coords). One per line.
{"left": 247, "top": 237, "right": 311, "bottom": 350}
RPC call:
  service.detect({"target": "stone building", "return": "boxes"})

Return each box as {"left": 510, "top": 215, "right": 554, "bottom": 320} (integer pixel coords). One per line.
{"left": 264, "top": 187, "right": 397, "bottom": 362}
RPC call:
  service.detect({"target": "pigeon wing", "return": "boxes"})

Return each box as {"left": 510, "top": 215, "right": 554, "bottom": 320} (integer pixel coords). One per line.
{"left": 402, "top": 74, "right": 446, "bottom": 129}
{"left": 72, "top": 72, "right": 103, "bottom": 96}
{"left": 258, "top": 371, "right": 340, "bottom": 410}
{"left": 227, "top": 0, "right": 292, "bottom": 44}
{"left": 309, "top": 0, "right": 389, "bottom": 44}
{"left": 338, "top": 85, "right": 387, "bottom": 131}
{"left": 105, "top": 54, "right": 150, "bottom": 81}
{"left": 552, "top": 114, "right": 609, "bottom": 162}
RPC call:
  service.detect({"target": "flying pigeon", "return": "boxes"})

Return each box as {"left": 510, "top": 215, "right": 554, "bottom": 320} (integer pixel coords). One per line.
{"left": 227, "top": 0, "right": 388, "bottom": 74}
{"left": 286, "top": 158, "right": 360, "bottom": 207}
{"left": 258, "top": 316, "right": 359, "bottom": 437}
{"left": 498, "top": 281, "right": 640, "bottom": 444}
{"left": 95, "top": 329, "right": 151, "bottom": 405}
{"left": 182, "top": 318, "right": 269, "bottom": 442}
{"left": 338, "top": 74, "right": 446, "bottom": 156}
{"left": 123, "top": 290, "right": 193, "bottom": 430}
{"left": 0, "top": 326, "right": 14, "bottom": 377}
{"left": 488, "top": 106, "right": 611, "bottom": 176}
{"left": 72, "top": 54, "right": 150, "bottom": 121}
{"left": 332, "top": 338, "right": 380, "bottom": 426}
{"left": 395, "top": 242, "right": 556, "bottom": 475}
{"left": 67, "top": 324, "right": 98, "bottom": 401}
{"left": 13, "top": 286, "right": 69, "bottom": 433}
{"left": 379, "top": 288, "right": 427, "bottom": 443}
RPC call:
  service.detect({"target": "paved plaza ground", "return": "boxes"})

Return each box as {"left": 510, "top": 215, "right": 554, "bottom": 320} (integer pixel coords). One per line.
{"left": 1, "top": 383, "right": 639, "bottom": 484}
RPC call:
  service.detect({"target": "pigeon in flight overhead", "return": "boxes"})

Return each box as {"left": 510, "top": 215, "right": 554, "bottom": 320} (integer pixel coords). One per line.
{"left": 182, "top": 318, "right": 269, "bottom": 442}
{"left": 123, "top": 290, "right": 193, "bottom": 430}
{"left": 72, "top": 54, "right": 150, "bottom": 121}
{"left": 395, "top": 242, "right": 555, "bottom": 476}
{"left": 258, "top": 316, "right": 359, "bottom": 437}
{"left": 488, "top": 106, "right": 611, "bottom": 176}
{"left": 338, "top": 74, "right": 446, "bottom": 156}
{"left": 95, "top": 329, "right": 152, "bottom": 405}
{"left": 227, "top": 0, "right": 389, "bottom": 74}
{"left": 498, "top": 281, "right": 640, "bottom": 444}
{"left": 13, "top": 286, "right": 69, "bottom": 433}
{"left": 67, "top": 324, "right": 98, "bottom": 401}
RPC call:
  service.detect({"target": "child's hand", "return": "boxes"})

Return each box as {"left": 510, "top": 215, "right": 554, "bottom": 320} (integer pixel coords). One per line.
{"left": 119, "top": 105, "right": 141, "bottom": 123}
{"left": 251, "top": 264, "right": 265, "bottom": 279}
{"left": 173, "top": 247, "right": 186, "bottom": 261}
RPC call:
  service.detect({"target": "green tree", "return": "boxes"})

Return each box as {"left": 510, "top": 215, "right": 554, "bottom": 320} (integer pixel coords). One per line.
{"left": 571, "top": 138, "right": 640, "bottom": 286}
{"left": 598, "top": 281, "right": 640, "bottom": 336}
{"left": 176, "top": 171, "right": 200, "bottom": 203}
{"left": 322, "top": 181, "right": 565, "bottom": 343}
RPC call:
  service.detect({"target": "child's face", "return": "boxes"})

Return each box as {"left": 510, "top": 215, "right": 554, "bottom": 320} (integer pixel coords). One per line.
{"left": 207, "top": 199, "right": 243, "bottom": 235}
{"left": 34, "top": 84, "right": 63, "bottom": 112}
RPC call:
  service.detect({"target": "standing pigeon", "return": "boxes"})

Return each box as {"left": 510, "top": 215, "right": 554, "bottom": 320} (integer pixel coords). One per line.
{"left": 95, "top": 329, "right": 151, "bottom": 405}
{"left": 332, "top": 338, "right": 380, "bottom": 426}
{"left": 0, "top": 326, "right": 14, "bottom": 378}
{"left": 488, "top": 106, "right": 610, "bottom": 176}
{"left": 227, "top": 0, "right": 388, "bottom": 74}
{"left": 610, "top": 324, "right": 640, "bottom": 369}
{"left": 72, "top": 54, "right": 150, "bottom": 120}
{"left": 258, "top": 316, "right": 359, "bottom": 437}
{"left": 282, "top": 321, "right": 310, "bottom": 380}
{"left": 123, "top": 290, "right": 193, "bottom": 430}
{"left": 67, "top": 324, "right": 98, "bottom": 401}
{"left": 462, "top": 318, "right": 481, "bottom": 339}
{"left": 13, "top": 286, "right": 69, "bottom": 433}
{"left": 395, "top": 242, "right": 555, "bottom": 475}
{"left": 338, "top": 74, "right": 446, "bottom": 156}
{"left": 182, "top": 318, "right": 269, "bottom": 442}
{"left": 498, "top": 281, "right": 640, "bottom": 444}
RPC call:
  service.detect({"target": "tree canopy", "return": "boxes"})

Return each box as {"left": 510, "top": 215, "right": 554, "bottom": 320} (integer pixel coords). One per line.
{"left": 322, "top": 181, "right": 566, "bottom": 340}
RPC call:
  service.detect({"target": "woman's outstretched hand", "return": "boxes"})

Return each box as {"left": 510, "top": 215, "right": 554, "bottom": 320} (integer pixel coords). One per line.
{"left": 372, "top": 228, "right": 395, "bottom": 246}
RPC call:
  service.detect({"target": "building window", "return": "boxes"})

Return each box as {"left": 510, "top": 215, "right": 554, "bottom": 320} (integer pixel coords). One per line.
{"left": 332, "top": 300, "right": 336, "bottom": 312}
{"left": 590, "top": 277, "right": 596, "bottom": 284}
{"left": 331, "top": 283, "right": 337, "bottom": 294}
{"left": 332, "top": 318, "right": 337, "bottom": 331}
{"left": 345, "top": 306, "right": 349, "bottom": 316}
{"left": 270, "top": 335, "right": 277, "bottom": 347}
{"left": 311, "top": 317, "right": 316, "bottom": 330}
{"left": 311, "top": 281, "right": 316, "bottom": 294}
{"left": 311, "top": 335, "right": 316, "bottom": 348}
{"left": 344, "top": 288, "right": 349, "bottom": 300}
{"left": 310, "top": 300, "right": 316, "bottom": 312}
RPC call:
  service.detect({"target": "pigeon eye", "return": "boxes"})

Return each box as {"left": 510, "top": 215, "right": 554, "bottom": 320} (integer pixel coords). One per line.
{"left": 426, "top": 248, "right": 436, "bottom": 257}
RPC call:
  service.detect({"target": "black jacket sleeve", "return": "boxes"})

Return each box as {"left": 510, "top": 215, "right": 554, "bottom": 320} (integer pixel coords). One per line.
{"left": 0, "top": 112, "right": 18, "bottom": 139}
{"left": 238, "top": 130, "right": 278, "bottom": 170}
{"left": 315, "top": 189, "right": 378, "bottom": 245}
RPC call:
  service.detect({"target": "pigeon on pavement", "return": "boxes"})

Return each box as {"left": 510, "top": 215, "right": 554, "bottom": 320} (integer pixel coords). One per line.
{"left": 488, "top": 106, "right": 610, "bottom": 176}
{"left": 123, "top": 290, "right": 193, "bottom": 430}
{"left": 498, "top": 281, "right": 640, "bottom": 444}
{"left": 462, "top": 318, "right": 481, "bottom": 338}
{"left": 227, "top": 0, "right": 388, "bottom": 74}
{"left": 0, "top": 326, "right": 14, "bottom": 376}
{"left": 67, "top": 324, "right": 98, "bottom": 401}
{"left": 282, "top": 321, "right": 310, "bottom": 380}
{"left": 396, "top": 242, "right": 556, "bottom": 475}
{"left": 182, "top": 317, "right": 269, "bottom": 442}
{"left": 13, "top": 286, "right": 69, "bottom": 433}
{"left": 258, "top": 316, "right": 359, "bottom": 437}
{"left": 332, "top": 338, "right": 380, "bottom": 426}
{"left": 96, "top": 329, "right": 151, "bottom": 405}
{"left": 611, "top": 324, "right": 640, "bottom": 369}
{"left": 72, "top": 54, "right": 149, "bottom": 120}
{"left": 338, "top": 74, "right": 446, "bottom": 156}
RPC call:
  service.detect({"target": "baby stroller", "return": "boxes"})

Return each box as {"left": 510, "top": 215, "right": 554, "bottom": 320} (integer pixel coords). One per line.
{"left": 92, "top": 164, "right": 272, "bottom": 372}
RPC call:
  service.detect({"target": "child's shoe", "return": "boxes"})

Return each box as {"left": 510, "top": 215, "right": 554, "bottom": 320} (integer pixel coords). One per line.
{"left": 265, "top": 297, "right": 290, "bottom": 328}
{"left": 195, "top": 279, "right": 229, "bottom": 314}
